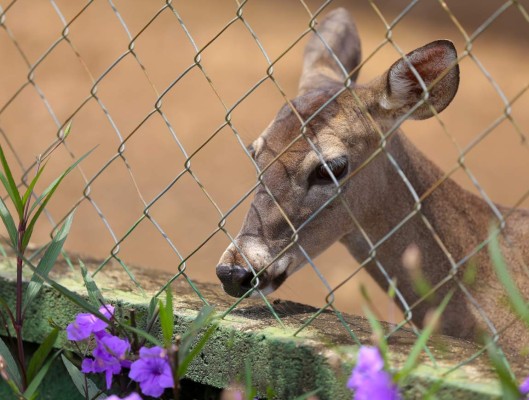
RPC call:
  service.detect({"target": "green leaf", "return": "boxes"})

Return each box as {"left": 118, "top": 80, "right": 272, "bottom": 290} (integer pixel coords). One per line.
{"left": 489, "top": 232, "right": 529, "bottom": 326}
{"left": 178, "top": 305, "right": 216, "bottom": 377}
{"left": 0, "top": 196, "right": 17, "bottom": 248}
{"left": 394, "top": 291, "right": 453, "bottom": 383}
{"left": 0, "top": 335, "right": 22, "bottom": 389}
{"left": 61, "top": 355, "right": 106, "bottom": 399}
{"left": 159, "top": 288, "right": 174, "bottom": 347}
{"left": 422, "top": 378, "right": 445, "bottom": 400}
{"left": 21, "top": 252, "right": 161, "bottom": 347}
{"left": 148, "top": 296, "right": 157, "bottom": 320}
{"left": 487, "top": 339, "right": 520, "bottom": 399}
{"left": 1, "top": 375, "right": 23, "bottom": 398}
{"left": 0, "top": 145, "right": 23, "bottom": 218}
{"left": 363, "top": 305, "right": 388, "bottom": 367}
{"left": 63, "top": 121, "right": 73, "bottom": 140}
{"left": 21, "top": 162, "right": 47, "bottom": 210}
{"left": 122, "top": 323, "right": 162, "bottom": 348}
{"left": 178, "top": 323, "right": 217, "bottom": 378}
{"left": 23, "top": 212, "right": 74, "bottom": 315}
{"left": 80, "top": 259, "right": 105, "bottom": 308}
{"left": 179, "top": 305, "right": 215, "bottom": 361}
{"left": 26, "top": 327, "right": 59, "bottom": 383}
{"left": 243, "top": 359, "right": 257, "bottom": 400}
{"left": 24, "top": 349, "right": 61, "bottom": 399}
{"left": 22, "top": 147, "right": 95, "bottom": 250}
{"left": 0, "top": 295, "right": 15, "bottom": 326}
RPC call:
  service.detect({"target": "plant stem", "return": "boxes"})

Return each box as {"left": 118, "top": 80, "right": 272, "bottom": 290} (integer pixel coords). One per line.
{"left": 15, "top": 219, "right": 27, "bottom": 390}
{"left": 129, "top": 309, "right": 139, "bottom": 352}
{"left": 169, "top": 344, "right": 180, "bottom": 400}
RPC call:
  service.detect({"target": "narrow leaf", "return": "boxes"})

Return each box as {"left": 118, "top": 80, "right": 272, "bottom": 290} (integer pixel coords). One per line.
{"left": 23, "top": 212, "right": 74, "bottom": 314}
{"left": 21, "top": 251, "right": 161, "bottom": 347}
{"left": 394, "top": 291, "right": 453, "bottom": 383}
{"left": 80, "top": 259, "right": 105, "bottom": 308}
{"left": 243, "top": 359, "right": 257, "bottom": 400}
{"left": 177, "top": 323, "right": 217, "bottom": 378}
{"left": 178, "top": 305, "right": 216, "bottom": 377}
{"left": 26, "top": 327, "right": 59, "bottom": 383}
{"left": 363, "top": 305, "right": 388, "bottom": 367}
{"left": 0, "top": 196, "right": 17, "bottom": 248}
{"left": 0, "top": 295, "right": 15, "bottom": 326}
{"left": 0, "top": 335, "right": 22, "bottom": 389}
{"left": 1, "top": 375, "right": 22, "bottom": 398}
{"left": 159, "top": 288, "right": 174, "bottom": 347}
{"left": 61, "top": 355, "right": 106, "bottom": 399}
{"left": 487, "top": 339, "right": 520, "bottom": 399}
{"left": 23, "top": 147, "right": 95, "bottom": 250}
{"left": 489, "top": 232, "right": 529, "bottom": 326}
{"left": 179, "top": 305, "right": 215, "bottom": 362}
{"left": 146, "top": 295, "right": 158, "bottom": 332}
{"left": 21, "top": 162, "right": 47, "bottom": 209}
{"left": 24, "top": 349, "right": 61, "bottom": 399}
{"left": 0, "top": 145, "right": 23, "bottom": 218}
{"left": 63, "top": 121, "right": 73, "bottom": 140}
{"left": 147, "top": 296, "right": 157, "bottom": 320}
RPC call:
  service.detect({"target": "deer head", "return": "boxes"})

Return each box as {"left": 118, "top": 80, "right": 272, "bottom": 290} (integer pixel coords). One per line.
{"left": 216, "top": 8, "right": 459, "bottom": 298}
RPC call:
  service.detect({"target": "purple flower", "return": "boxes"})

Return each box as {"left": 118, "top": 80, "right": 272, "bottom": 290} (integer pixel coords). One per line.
{"left": 107, "top": 394, "right": 142, "bottom": 400}
{"left": 347, "top": 346, "right": 401, "bottom": 400}
{"left": 520, "top": 376, "right": 529, "bottom": 396}
{"left": 129, "top": 346, "right": 174, "bottom": 397}
{"left": 82, "top": 335, "right": 130, "bottom": 389}
{"left": 66, "top": 304, "right": 115, "bottom": 341}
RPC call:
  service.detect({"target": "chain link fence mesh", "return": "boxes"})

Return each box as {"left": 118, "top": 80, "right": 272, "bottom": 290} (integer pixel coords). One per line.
{"left": 1, "top": 0, "right": 529, "bottom": 384}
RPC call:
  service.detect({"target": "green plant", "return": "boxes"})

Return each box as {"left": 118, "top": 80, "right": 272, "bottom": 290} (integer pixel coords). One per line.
{"left": 357, "top": 281, "right": 453, "bottom": 399}
{"left": 487, "top": 230, "right": 529, "bottom": 399}
{"left": 63, "top": 277, "right": 218, "bottom": 400}
{"left": 0, "top": 127, "right": 92, "bottom": 398}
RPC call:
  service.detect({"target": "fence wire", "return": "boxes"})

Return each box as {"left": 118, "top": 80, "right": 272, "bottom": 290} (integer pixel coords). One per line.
{"left": 1, "top": 0, "right": 529, "bottom": 384}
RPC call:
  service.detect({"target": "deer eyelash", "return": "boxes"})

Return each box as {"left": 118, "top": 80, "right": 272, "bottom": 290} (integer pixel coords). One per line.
{"left": 323, "top": 156, "right": 348, "bottom": 172}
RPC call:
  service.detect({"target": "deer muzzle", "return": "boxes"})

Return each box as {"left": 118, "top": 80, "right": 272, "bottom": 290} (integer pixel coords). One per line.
{"left": 215, "top": 264, "right": 255, "bottom": 297}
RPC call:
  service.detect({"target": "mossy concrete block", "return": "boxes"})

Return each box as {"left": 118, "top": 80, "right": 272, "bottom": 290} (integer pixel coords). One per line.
{"left": 0, "top": 253, "right": 521, "bottom": 399}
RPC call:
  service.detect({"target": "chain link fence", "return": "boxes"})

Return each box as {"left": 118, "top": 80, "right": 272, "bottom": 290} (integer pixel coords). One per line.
{"left": 1, "top": 0, "right": 529, "bottom": 388}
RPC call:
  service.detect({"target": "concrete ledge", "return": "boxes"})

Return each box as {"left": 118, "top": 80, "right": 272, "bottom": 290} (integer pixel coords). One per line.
{"left": 0, "top": 254, "right": 520, "bottom": 399}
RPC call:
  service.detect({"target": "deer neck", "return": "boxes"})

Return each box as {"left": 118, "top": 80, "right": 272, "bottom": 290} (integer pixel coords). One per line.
{"left": 340, "top": 131, "right": 494, "bottom": 333}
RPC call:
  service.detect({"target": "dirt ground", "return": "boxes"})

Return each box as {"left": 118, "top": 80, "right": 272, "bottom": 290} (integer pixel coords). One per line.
{"left": 0, "top": 0, "right": 528, "bottom": 322}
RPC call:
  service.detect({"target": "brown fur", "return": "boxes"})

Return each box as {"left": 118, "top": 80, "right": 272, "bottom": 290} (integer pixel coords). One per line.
{"left": 217, "top": 8, "right": 529, "bottom": 355}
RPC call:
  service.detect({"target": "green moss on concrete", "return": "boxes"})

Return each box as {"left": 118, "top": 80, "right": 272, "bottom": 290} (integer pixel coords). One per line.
{"left": 0, "top": 254, "right": 516, "bottom": 399}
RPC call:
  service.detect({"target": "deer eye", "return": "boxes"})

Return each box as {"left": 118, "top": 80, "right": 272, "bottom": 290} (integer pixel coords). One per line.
{"left": 310, "top": 156, "right": 348, "bottom": 185}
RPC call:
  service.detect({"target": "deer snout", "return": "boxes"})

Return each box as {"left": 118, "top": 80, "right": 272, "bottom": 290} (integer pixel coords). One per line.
{"left": 216, "top": 264, "right": 255, "bottom": 298}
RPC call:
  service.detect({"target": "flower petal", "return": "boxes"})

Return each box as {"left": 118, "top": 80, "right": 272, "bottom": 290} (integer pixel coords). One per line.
{"left": 105, "top": 369, "right": 113, "bottom": 390}
{"left": 106, "top": 394, "right": 142, "bottom": 400}
{"left": 355, "top": 346, "right": 384, "bottom": 373}
{"left": 67, "top": 314, "right": 98, "bottom": 341}
{"left": 139, "top": 374, "right": 166, "bottom": 398}
{"left": 81, "top": 358, "right": 95, "bottom": 374}
{"left": 520, "top": 376, "right": 529, "bottom": 395}
{"left": 157, "top": 366, "right": 175, "bottom": 388}
{"left": 129, "top": 359, "right": 149, "bottom": 382}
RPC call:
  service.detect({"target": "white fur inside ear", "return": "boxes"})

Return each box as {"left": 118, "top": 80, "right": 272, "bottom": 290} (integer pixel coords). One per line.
{"left": 379, "top": 41, "right": 458, "bottom": 115}
{"left": 380, "top": 61, "right": 420, "bottom": 110}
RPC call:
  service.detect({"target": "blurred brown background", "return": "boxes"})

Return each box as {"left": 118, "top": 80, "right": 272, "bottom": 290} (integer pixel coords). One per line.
{"left": 1, "top": 0, "right": 528, "bottom": 322}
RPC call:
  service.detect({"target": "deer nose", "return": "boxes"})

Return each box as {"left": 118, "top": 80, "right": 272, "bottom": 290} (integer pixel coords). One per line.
{"left": 216, "top": 264, "right": 255, "bottom": 298}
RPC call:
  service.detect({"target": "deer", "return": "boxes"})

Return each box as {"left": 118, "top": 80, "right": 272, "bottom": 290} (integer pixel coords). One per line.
{"left": 216, "top": 8, "right": 529, "bottom": 355}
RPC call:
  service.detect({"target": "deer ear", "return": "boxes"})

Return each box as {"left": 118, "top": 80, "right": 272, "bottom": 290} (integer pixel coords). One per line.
{"left": 380, "top": 40, "right": 459, "bottom": 120}
{"left": 298, "top": 8, "right": 361, "bottom": 95}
